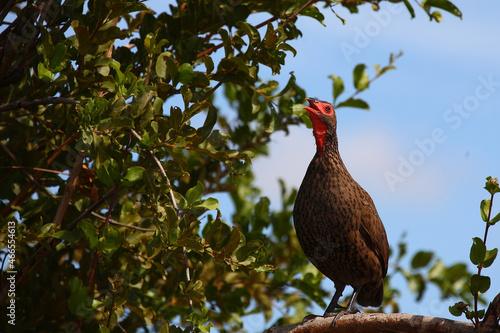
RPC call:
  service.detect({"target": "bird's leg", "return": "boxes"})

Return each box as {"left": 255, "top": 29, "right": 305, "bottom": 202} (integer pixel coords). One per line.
{"left": 302, "top": 284, "right": 346, "bottom": 323}
{"left": 329, "top": 286, "right": 361, "bottom": 327}
{"left": 345, "top": 286, "right": 361, "bottom": 314}
{"left": 323, "top": 285, "right": 346, "bottom": 315}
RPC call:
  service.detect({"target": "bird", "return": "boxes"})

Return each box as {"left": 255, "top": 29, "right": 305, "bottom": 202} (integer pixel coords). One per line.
{"left": 293, "top": 98, "right": 389, "bottom": 323}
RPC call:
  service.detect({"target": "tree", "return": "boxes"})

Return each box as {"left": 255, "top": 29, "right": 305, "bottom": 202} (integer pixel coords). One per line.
{"left": 0, "top": 0, "right": 497, "bottom": 332}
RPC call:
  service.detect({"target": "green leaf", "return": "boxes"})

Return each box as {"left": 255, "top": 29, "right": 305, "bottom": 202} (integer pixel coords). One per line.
{"left": 234, "top": 239, "right": 264, "bottom": 262}
{"left": 449, "top": 302, "right": 468, "bottom": 316}
{"left": 225, "top": 227, "right": 242, "bottom": 255}
{"left": 204, "top": 218, "right": 232, "bottom": 251}
{"left": 78, "top": 220, "right": 99, "bottom": 249}
{"left": 469, "top": 274, "right": 490, "bottom": 294}
{"left": 99, "top": 327, "right": 110, "bottom": 333}
{"left": 483, "top": 248, "right": 498, "bottom": 268}
{"left": 421, "top": 0, "right": 462, "bottom": 19}
{"left": 186, "top": 181, "right": 204, "bottom": 204}
{"left": 157, "top": 52, "right": 178, "bottom": 84}
{"left": 470, "top": 237, "right": 486, "bottom": 265}
{"left": 407, "top": 274, "right": 426, "bottom": 301}
{"left": 485, "top": 176, "right": 500, "bottom": 195}
{"left": 329, "top": 75, "right": 344, "bottom": 103}
{"left": 101, "top": 225, "right": 122, "bottom": 252}
{"left": 448, "top": 305, "right": 461, "bottom": 316}
{"left": 255, "top": 197, "right": 270, "bottom": 223}
{"left": 49, "top": 43, "right": 67, "bottom": 72}
{"left": 480, "top": 199, "right": 491, "bottom": 222}
{"left": 144, "top": 32, "right": 155, "bottom": 54}
{"left": 72, "top": 21, "right": 93, "bottom": 55}
{"left": 402, "top": 0, "right": 416, "bottom": 18}
{"left": 130, "top": 90, "right": 155, "bottom": 118}
{"left": 37, "top": 62, "right": 54, "bottom": 81}
{"left": 202, "top": 55, "right": 214, "bottom": 74}
{"left": 123, "top": 166, "right": 145, "bottom": 183}
{"left": 155, "top": 54, "right": 167, "bottom": 79}
{"left": 194, "top": 198, "right": 219, "bottom": 210}
{"left": 108, "top": 2, "right": 149, "bottom": 20}
{"left": 68, "top": 277, "right": 93, "bottom": 318}
{"left": 278, "top": 43, "right": 297, "bottom": 57}
{"left": 336, "top": 98, "right": 369, "bottom": 110}
{"left": 95, "top": 158, "right": 121, "bottom": 187}
{"left": 197, "top": 107, "right": 217, "bottom": 141}
{"left": 411, "top": 251, "right": 434, "bottom": 269}
{"left": 109, "top": 60, "right": 125, "bottom": 84}
{"left": 207, "top": 130, "right": 230, "bottom": 148}
{"left": 374, "top": 64, "right": 396, "bottom": 77}
{"left": 490, "top": 211, "right": 500, "bottom": 225}
{"left": 178, "top": 63, "right": 195, "bottom": 84}
{"left": 52, "top": 230, "right": 76, "bottom": 243}
{"left": 219, "top": 28, "right": 232, "bottom": 57}
{"left": 236, "top": 21, "right": 260, "bottom": 45}
{"left": 300, "top": 10, "right": 325, "bottom": 26}
{"left": 353, "top": 64, "right": 369, "bottom": 91}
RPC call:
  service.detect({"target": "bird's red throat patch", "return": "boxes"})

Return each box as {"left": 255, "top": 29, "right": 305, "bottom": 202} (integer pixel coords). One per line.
{"left": 307, "top": 111, "right": 327, "bottom": 156}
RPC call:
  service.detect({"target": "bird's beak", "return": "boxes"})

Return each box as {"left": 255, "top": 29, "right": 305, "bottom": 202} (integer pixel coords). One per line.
{"left": 304, "top": 98, "right": 320, "bottom": 113}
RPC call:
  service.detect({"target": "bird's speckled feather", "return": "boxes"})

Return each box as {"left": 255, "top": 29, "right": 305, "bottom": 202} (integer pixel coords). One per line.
{"left": 293, "top": 99, "right": 389, "bottom": 308}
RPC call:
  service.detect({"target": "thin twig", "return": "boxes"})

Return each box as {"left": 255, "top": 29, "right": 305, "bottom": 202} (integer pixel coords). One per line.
{"left": 130, "top": 128, "right": 194, "bottom": 316}
{"left": 196, "top": 16, "right": 277, "bottom": 59}
{"left": 0, "top": 132, "right": 79, "bottom": 217}
{"left": 53, "top": 152, "right": 85, "bottom": 226}
{"left": 130, "top": 129, "right": 179, "bottom": 211}
{"left": 0, "top": 187, "right": 116, "bottom": 306}
{"left": 91, "top": 211, "right": 155, "bottom": 232}
{"left": 0, "top": 166, "right": 71, "bottom": 176}
{"left": 0, "top": 97, "right": 79, "bottom": 112}
{"left": 0, "top": 142, "right": 56, "bottom": 199}
{"left": 277, "top": 0, "right": 319, "bottom": 32}
{"left": 76, "top": 184, "right": 121, "bottom": 333}
{"left": 201, "top": 81, "right": 224, "bottom": 102}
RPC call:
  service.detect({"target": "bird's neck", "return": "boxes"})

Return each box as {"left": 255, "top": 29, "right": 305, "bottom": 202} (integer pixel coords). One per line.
{"left": 313, "top": 127, "right": 339, "bottom": 157}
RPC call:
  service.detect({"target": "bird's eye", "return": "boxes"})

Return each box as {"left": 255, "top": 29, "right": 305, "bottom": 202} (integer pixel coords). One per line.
{"left": 325, "top": 106, "right": 331, "bottom": 112}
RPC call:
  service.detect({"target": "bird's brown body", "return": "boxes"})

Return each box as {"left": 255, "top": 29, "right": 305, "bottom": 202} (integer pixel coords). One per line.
{"left": 293, "top": 99, "right": 389, "bottom": 315}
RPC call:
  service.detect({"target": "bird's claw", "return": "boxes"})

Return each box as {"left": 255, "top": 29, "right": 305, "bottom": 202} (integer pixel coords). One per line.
{"left": 301, "top": 314, "right": 320, "bottom": 323}
{"left": 302, "top": 305, "right": 359, "bottom": 327}
{"left": 326, "top": 307, "right": 360, "bottom": 327}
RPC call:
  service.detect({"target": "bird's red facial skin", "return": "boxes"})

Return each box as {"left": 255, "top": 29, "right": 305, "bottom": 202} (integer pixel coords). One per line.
{"left": 303, "top": 99, "right": 334, "bottom": 156}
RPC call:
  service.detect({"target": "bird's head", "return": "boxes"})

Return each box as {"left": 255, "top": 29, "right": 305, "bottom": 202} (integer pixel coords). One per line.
{"left": 303, "top": 98, "right": 337, "bottom": 155}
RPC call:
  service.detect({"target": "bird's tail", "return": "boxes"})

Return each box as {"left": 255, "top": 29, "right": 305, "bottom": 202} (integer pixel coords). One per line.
{"left": 357, "top": 279, "right": 384, "bottom": 307}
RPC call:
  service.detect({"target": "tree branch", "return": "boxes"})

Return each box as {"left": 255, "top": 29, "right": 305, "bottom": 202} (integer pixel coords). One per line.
{"left": 0, "top": 132, "right": 79, "bottom": 217}
{"left": 479, "top": 292, "right": 500, "bottom": 332}
{"left": 264, "top": 313, "right": 476, "bottom": 333}
{"left": 90, "top": 211, "right": 156, "bottom": 232}
{"left": 52, "top": 152, "right": 85, "bottom": 226}
{"left": 0, "top": 97, "right": 79, "bottom": 112}
{"left": 196, "top": 15, "right": 277, "bottom": 59}
{"left": 0, "top": 187, "right": 116, "bottom": 306}
{"left": 277, "top": 0, "right": 320, "bottom": 32}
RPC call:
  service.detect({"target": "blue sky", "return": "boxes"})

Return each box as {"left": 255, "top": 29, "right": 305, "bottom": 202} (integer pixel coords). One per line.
{"left": 150, "top": 0, "right": 500, "bottom": 330}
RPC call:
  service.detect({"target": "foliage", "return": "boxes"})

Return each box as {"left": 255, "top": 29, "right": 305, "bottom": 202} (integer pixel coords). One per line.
{"left": 0, "top": 0, "right": 468, "bottom": 332}
{"left": 449, "top": 177, "right": 500, "bottom": 327}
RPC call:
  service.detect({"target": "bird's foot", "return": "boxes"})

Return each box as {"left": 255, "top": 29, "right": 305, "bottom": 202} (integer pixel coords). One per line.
{"left": 301, "top": 314, "right": 320, "bottom": 323}
{"left": 325, "top": 307, "right": 360, "bottom": 327}
{"left": 301, "top": 304, "right": 352, "bottom": 325}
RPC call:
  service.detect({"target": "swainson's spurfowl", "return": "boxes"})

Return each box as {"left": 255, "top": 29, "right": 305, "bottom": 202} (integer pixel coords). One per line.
{"left": 293, "top": 98, "right": 389, "bottom": 321}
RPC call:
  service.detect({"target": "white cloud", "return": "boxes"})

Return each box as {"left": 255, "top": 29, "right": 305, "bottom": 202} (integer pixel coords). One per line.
{"left": 253, "top": 121, "right": 449, "bottom": 209}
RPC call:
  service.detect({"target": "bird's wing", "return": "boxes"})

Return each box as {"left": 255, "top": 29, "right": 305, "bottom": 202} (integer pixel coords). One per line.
{"left": 359, "top": 192, "right": 389, "bottom": 277}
